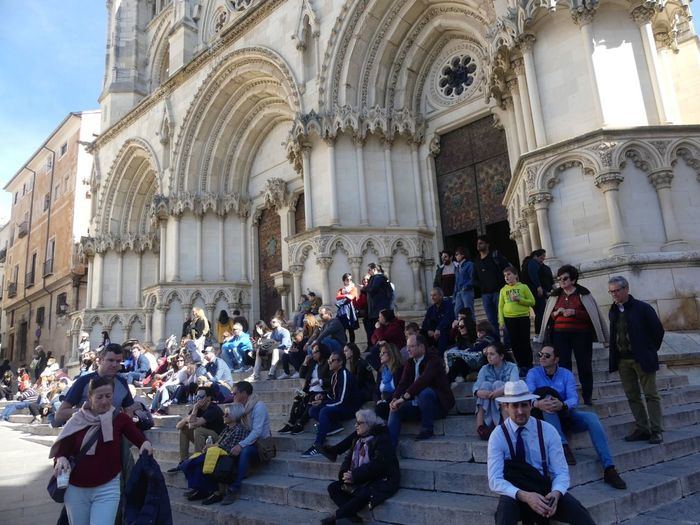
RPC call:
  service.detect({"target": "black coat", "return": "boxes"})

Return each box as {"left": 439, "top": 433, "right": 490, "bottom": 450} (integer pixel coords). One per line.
{"left": 351, "top": 358, "right": 377, "bottom": 403}
{"left": 124, "top": 452, "right": 173, "bottom": 525}
{"left": 300, "top": 359, "right": 331, "bottom": 394}
{"left": 366, "top": 273, "right": 392, "bottom": 318}
{"left": 337, "top": 425, "right": 400, "bottom": 507}
{"left": 608, "top": 295, "right": 665, "bottom": 374}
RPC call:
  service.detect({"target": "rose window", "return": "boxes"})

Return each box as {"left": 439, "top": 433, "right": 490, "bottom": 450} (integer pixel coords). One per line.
{"left": 438, "top": 55, "right": 477, "bottom": 97}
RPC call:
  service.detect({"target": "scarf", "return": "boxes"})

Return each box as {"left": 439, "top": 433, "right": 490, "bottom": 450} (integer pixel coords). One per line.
{"left": 350, "top": 435, "right": 374, "bottom": 470}
{"left": 49, "top": 405, "right": 115, "bottom": 458}
{"left": 229, "top": 393, "right": 260, "bottom": 430}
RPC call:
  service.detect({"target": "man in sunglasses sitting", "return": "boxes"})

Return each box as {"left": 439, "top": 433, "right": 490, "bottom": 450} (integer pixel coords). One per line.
{"left": 525, "top": 346, "right": 626, "bottom": 490}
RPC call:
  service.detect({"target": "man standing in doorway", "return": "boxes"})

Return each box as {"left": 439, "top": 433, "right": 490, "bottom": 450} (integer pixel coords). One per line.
{"left": 433, "top": 251, "right": 456, "bottom": 298}
{"left": 526, "top": 249, "right": 554, "bottom": 333}
{"left": 474, "top": 235, "right": 510, "bottom": 340}
{"left": 608, "top": 276, "right": 665, "bottom": 444}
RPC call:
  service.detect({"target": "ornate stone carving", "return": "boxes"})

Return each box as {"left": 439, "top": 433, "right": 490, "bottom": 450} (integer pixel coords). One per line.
{"left": 630, "top": 5, "right": 655, "bottom": 25}
{"left": 316, "top": 256, "right": 333, "bottom": 270}
{"left": 429, "top": 134, "right": 441, "bottom": 157}
{"left": 648, "top": 169, "right": 674, "bottom": 190}
{"left": 673, "top": 146, "right": 700, "bottom": 180}
{"left": 518, "top": 34, "right": 536, "bottom": 53}
{"left": 528, "top": 192, "right": 553, "bottom": 210}
{"left": 594, "top": 170, "right": 624, "bottom": 192}
{"left": 591, "top": 141, "right": 617, "bottom": 168}
{"left": 510, "top": 58, "right": 525, "bottom": 76}
{"left": 261, "top": 178, "right": 288, "bottom": 210}
{"left": 571, "top": 7, "right": 597, "bottom": 26}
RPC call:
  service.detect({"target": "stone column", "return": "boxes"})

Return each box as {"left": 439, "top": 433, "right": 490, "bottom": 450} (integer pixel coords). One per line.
{"left": 573, "top": 9, "right": 606, "bottom": 127}
{"left": 95, "top": 251, "right": 105, "bottom": 308}
{"left": 301, "top": 145, "right": 314, "bottom": 229}
{"left": 135, "top": 251, "right": 143, "bottom": 307}
{"left": 206, "top": 303, "right": 216, "bottom": 333}
{"left": 654, "top": 31, "right": 682, "bottom": 124}
{"left": 278, "top": 205, "right": 294, "bottom": 272}
{"left": 512, "top": 58, "right": 536, "bottom": 151}
{"left": 519, "top": 34, "right": 547, "bottom": 147}
{"left": 507, "top": 80, "right": 528, "bottom": 154}
{"left": 218, "top": 214, "right": 226, "bottom": 281}
{"left": 157, "top": 305, "right": 167, "bottom": 343}
{"left": 529, "top": 193, "right": 557, "bottom": 263}
{"left": 410, "top": 142, "right": 427, "bottom": 228}
{"left": 326, "top": 138, "right": 340, "bottom": 226}
{"left": 517, "top": 219, "right": 532, "bottom": 255}
{"left": 240, "top": 214, "right": 249, "bottom": 282}
{"left": 383, "top": 139, "right": 399, "bottom": 226}
{"left": 158, "top": 220, "right": 167, "bottom": 283}
{"left": 172, "top": 214, "right": 181, "bottom": 281}
{"left": 594, "top": 170, "right": 632, "bottom": 253}
{"left": 409, "top": 257, "right": 426, "bottom": 310}
{"left": 69, "top": 330, "right": 78, "bottom": 362}
{"left": 316, "top": 257, "right": 333, "bottom": 307}
{"left": 422, "top": 258, "right": 434, "bottom": 305}
{"left": 85, "top": 255, "right": 94, "bottom": 309}
{"left": 195, "top": 211, "right": 203, "bottom": 281}
{"left": 523, "top": 207, "right": 541, "bottom": 250}
{"left": 144, "top": 309, "right": 153, "bottom": 344}
{"left": 290, "top": 265, "right": 303, "bottom": 307}
{"left": 631, "top": 6, "right": 670, "bottom": 124}
{"left": 649, "top": 169, "right": 686, "bottom": 248}
{"left": 349, "top": 257, "right": 363, "bottom": 287}
{"left": 379, "top": 256, "right": 394, "bottom": 280}
{"left": 353, "top": 135, "right": 370, "bottom": 226}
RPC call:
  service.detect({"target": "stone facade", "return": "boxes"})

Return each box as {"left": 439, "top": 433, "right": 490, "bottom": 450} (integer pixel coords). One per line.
{"left": 77, "top": 0, "right": 700, "bottom": 348}
{"left": 1, "top": 111, "right": 100, "bottom": 366}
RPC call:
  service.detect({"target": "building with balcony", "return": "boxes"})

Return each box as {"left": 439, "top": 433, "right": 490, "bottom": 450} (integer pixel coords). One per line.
{"left": 0, "top": 221, "right": 9, "bottom": 357}
{"left": 76, "top": 0, "right": 700, "bottom": 349}
{"left": 1, "top": 111, "right": 100, "bottom": 366}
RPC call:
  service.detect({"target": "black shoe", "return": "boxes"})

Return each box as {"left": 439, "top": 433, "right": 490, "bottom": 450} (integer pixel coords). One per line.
{"left": 183, "top": 489, "right": 197, "bottom": 498}
{"left": 290, "top": 424, "right": 305, "bottom": 435}
{"left": 302, "top": 445, "right": 321, "bottom": 457}
{"left": 415, "top": 429, "right": 434, "bottom": 441}
{"left": 583, "top": 398, "right": 593, "bottom": 406}
{"left": 563, "top": 444, "right": 577, "bottom": 466}
{"left": 327, "top": 423, "right": 344, "bottom": 437}
{"left": 166, "top": 465, "right": 181, "bottom": 473}
{"left": 321, "top": 517, "right": 336, "bottom": 525}
{"left": 221, "top": 489, "right": 238, "bottom": 506}
{"left": 624, "top": 429, "right": 651, "bottom": 442}
{"left": 604, "top": 466, "right": 627, "bottom": 490}
{"left": 320, "top": 445, "right": 338, "bottom": 462}
{"left": 649, "top": 432, "right": 663, "bottom": 444}
{"left": 278, "top": 424, "right": 293, "bottom": 434}
{"left": 187, "top": 490, "right": 209, "bottom": 501}
{"left": 202, "top": 492, "right": 224, "bottom": 505}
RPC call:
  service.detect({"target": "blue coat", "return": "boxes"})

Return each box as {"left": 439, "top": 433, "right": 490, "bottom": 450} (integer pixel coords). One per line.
{"left": 455, "top": 260, "right": 475, "bottom": 292}
{"left": 124, "top": 452, "right": 173, "bottom": 525}
{"left": 608, "top": 295, "right": 665, "bottom": 373}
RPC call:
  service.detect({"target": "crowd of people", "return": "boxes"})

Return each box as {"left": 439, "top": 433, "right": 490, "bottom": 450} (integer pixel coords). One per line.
{"left": 0, "top": 234, "right": 671, "bottom": 524}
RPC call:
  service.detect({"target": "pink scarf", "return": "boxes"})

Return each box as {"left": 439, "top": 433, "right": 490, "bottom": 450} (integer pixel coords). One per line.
{"left": 49, "top": 405, "right": 115, "bottom": 458}
{"left": 350, "top": 435, "right": 374, "bottom": 470}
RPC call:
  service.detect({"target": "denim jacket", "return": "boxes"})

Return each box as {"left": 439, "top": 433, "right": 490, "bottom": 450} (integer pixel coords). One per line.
{"left": 472, "top": 361, "right": 519, "bottom": 394}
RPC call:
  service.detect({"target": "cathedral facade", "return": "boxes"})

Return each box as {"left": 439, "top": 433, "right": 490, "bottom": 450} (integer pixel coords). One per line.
{"left": 73, "top": 0, "right": 700, "bottom": 352}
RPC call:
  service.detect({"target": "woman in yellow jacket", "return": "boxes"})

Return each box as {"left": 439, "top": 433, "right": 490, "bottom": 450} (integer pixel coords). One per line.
{"left": 498, "top": 266, "right": 536, "bottom": 374}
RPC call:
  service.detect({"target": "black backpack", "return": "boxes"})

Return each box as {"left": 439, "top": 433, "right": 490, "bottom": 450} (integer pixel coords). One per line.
{"left": 520, "top": 256, "right": 533, "bottom": 287}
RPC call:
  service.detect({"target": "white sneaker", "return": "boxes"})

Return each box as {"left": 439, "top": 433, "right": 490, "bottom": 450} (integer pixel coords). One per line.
{"left": 290, "top": 372, "right": 300, "bottom": 379}
{"left": 278, "top": 373, "right": 290, "bottom": 380}
{"left": 454, "top": 376, "right": 465, "bottom": 383}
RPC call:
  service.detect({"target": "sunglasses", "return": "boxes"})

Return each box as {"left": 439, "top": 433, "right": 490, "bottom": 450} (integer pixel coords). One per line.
{"left": 329, "top": 358, "right": 341, "bottom": 363}
{"left": 379, "top": 352, "right": 389, "bottom": 356}
{"left": 458, "top": 324, "right": 466, "bottom": 328}
{"left": 538, "top": 352, "right": 553, "bottom": 359}
{"left": 557, "top": 276, "right": 571, "bottom": 282}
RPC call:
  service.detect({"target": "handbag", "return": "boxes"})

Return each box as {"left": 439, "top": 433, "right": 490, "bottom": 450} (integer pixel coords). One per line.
{"left": 47, "top": 427, "right": 104, "bottom": 503}
{"left": 211, "top": 455, "right": 238, "bottom": 483}
{"left": 257, "top": 436, "right": 277, "bottom": 462}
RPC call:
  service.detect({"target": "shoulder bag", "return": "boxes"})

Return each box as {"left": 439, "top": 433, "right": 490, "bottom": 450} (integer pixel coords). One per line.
{"left": 499, "top": 419, "right": 552, "bottom": 496}
{"left": 47, "top": 426, "right": 104, "bottom": 503}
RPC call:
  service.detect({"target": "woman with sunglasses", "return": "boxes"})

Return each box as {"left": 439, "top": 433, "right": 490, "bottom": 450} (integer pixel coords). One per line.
{"left": 321, "top": 409, "right": 400, "bottom": 525}
{"left": 536, "top": 264, "right": 609, "bottom": 405}
{"left": 373, "top": 342, "right": 404, "bottom": 420}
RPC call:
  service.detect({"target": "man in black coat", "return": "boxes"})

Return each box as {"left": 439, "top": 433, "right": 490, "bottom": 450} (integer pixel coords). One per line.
{"left": 608, "top": 276, "right": 665, "bottom": 444}
{"left": 322, "top": 409, "right": 400, "bottom": 525}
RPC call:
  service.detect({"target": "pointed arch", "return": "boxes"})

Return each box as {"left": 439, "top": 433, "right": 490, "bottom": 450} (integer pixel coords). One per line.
{"left": 614, "top": 140, "right": 664, "bottom": 173}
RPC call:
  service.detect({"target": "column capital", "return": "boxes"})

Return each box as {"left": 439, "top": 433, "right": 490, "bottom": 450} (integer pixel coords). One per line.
{"left": 572, "top": 7, "right": 597, "bottom": 26}
{"left": 379, "top": 256, "right": 394, "bottom": 268}
{"left": 510, "top": 57, "right": 525, "bottom": 76}
{"left": 408, "top": 256, "right": 424, "bottom": 267}
{"left": 506, "top": 77, "right": 519, "bottom": 93}
{"left": 630, "top": 5, "right": 655, "bottom": 25}
{"left": 518, "top": 33, "right": 536, "bottom": 53}
{"left": 352, "top": 133, "right": 366, "bottom": 147}
{"left": 348, "top": 257, "right": 364, "bottom": 267}
{"left": 516, "top": 218, "right": 529, "bottom": 230}
{"left": 429, "top": 134, "right": 441, "bottom": 157}
{"left": 290, "top": 264, "right": 304, "bottom": 275}
{"left": 316, "top": 256, "right": 333, "bottom": 270}
{"left": 594, "top": 170, "right": 624, "bottom": 191}
{"left": 528, "top": 192, "right": 553, "bottom": 210}
{"left": 648, "top": 168, "right": 674, "bottom": 190}
{"left": 509, "top": 229, "right": 522, "bottom": 241}
{"left": 654, "top": 29, "right": 678, "bottom": 51}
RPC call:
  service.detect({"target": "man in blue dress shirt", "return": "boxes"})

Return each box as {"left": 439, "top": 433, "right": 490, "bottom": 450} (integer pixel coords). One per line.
{"left": 487, "top": 380, "right": 595, "bottom": 524}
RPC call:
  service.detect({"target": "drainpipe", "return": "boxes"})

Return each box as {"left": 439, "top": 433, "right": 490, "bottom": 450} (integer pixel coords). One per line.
{"left": 21, "top": 167, "right": 37, "bottom": 357}
{"left": 41, "top": 146, "right": 56, "bottom": 335}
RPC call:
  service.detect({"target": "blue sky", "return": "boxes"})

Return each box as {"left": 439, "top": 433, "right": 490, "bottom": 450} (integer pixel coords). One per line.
{"left": 0, "top": 1, "right": 698, "bottom": 224}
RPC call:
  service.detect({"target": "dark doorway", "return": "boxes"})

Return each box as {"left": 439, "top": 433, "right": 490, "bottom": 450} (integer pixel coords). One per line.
{"left": 18, "top": 321, "right": 28, "bottom": 364}
{"left": 257, "top": 207, "right": 282, "bottom": 324}
{"left": 435, "top": 116, "right": 519, "bottom": 276}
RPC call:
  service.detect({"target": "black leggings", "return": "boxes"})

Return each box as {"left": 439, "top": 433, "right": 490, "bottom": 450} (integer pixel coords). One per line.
{"left": 553, "top": 330, "right": 594, "bottom": 402}
{"left": 504, "top": 316, "right": 533, "bottom": 371}
{"left": 328, "top": 480, "right": 372, "bottom": 520}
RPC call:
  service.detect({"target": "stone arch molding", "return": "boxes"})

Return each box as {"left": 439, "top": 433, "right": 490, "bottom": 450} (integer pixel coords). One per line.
{"left": 667, "top": 139, "right": 700, "bottom": 180}
{"left": 529, "top": 152, "right": 601, "bottom": 194}
{"left": 288, "top": 233, "right": 427, "bottom": 267}
{"left": 172, "top": 46, "right": 302, "bottom": 196}
{"left": 145, "top": 7, "right": 174, "bottom": 91}
{"left": 615, "top": 141, "right": 665, "bottom": 173}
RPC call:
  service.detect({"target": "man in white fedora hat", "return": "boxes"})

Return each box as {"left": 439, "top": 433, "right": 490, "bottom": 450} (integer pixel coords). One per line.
{"left": 487, "top": 380, "right": 595, "bottom": 524}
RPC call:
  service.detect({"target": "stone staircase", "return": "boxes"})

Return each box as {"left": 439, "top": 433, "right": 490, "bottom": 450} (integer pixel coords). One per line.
{"left": 4, "top": 344, "right": 700, "bottom": 524}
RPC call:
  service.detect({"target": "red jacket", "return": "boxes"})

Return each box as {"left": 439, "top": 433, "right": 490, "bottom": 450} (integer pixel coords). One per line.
{"left": 371, "top": 318, "right": 406, "bottom": 348}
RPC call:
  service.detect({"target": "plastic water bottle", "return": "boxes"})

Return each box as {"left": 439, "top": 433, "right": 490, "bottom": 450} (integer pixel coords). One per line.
{"left": 205, "top": 436, "right": 213, "bottom": 446}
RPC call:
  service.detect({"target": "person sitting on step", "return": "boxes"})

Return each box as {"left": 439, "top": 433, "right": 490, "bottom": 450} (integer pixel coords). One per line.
{"left": 268, "top": 316, "right": 293, "bottom": 379}
{"left": 343, "top": 343, "right": 376, "bottom": 404}
{"left": 321, "top": 409, "right": 400, "bottom": 525}
{"left": 277, "top": 342, "right": 331, "bottom": 435}
{"left": 220, "top": 322, "right": 253, "bottom": 372}
{"left": 306, "top": 306, "right": 348, "bottom": 355}
{"left": 374, "top": 342, "right": 404, "bottom": 421}
{"left": 280, "top": 328, "right": 306, "bottom": 379}
{"left": 202, "top": 346, "right": 233, "bottom": 402}
{"left": 249, "top": 321, "right": 276, "bottom": 381}
{"left": 445, "top": 318, "right": 495, "bottom": 384}
{"left": 525, "top": 345, "right": 626, "bottom": 490}
{"left": 473, "top": 342, "right": 519, "bottom": 441}
{"left": 487, "top": 380, "right": 596, "bottom": 525}
{"left": 302, "top": 351, "right": 361, "bottom": 457}
{"left": 387, "top": 334, "right": 455, "bottom": 445}
{"left": 421, "top": 287, "right": 455, "bottom": 355}
{"left": 366, "top": 309, "right": 406, "bottom": 370}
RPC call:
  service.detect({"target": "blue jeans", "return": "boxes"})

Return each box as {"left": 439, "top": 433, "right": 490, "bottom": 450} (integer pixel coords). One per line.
{"left": 542, "top": 409, "right": 614, "bottom": 468}
{"left": 229, "top": 444, "right": 258, "bottom": 493}
{"left": 221, "top": 342, "right": 242, "bottom": 369}
{"left": 454, "top": 289, "right": 475, "bottom": 319}
{"left": 182, "top": 454, "right": 218, "bottom": 494}
{"left": 308, "top": 403, "right": 355, "bottom": 446}
{"left": 481, "top": 293, "right": 501, "bottom": 341}
{"left": 123, "top": 371, "right": 146, "bottom": 385}
{"left": 322, "top": 338, "right": 343, "bottom": 355}
{"left": 1, "top": 402, "right": 28, "bottom": 420}
{"left": 64, "top": 474, "right": 121, "bottom": 525}
{"left": 387, "top": 387, "right": 445, "bottom": 447}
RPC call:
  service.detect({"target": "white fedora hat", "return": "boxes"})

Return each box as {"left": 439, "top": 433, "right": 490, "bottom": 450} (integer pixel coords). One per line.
{"left": 496, "top": 380, "right": 540, "bottom": 403}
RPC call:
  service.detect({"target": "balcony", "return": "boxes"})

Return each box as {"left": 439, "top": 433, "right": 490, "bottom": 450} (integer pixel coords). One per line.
{"left": 25, "top": 271, "right": 35, "bottom": 288}
{"left": 7, "top": 282, "right": 17, "bottom": 298}
{"left": 0, "top": 247, "right": 6, "bottom": 263}
{"left": 43, "top": 258, "right": 54, "bottom": 277}
{"left": 17, "top": 220, "right": 29, "bottom": 238}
